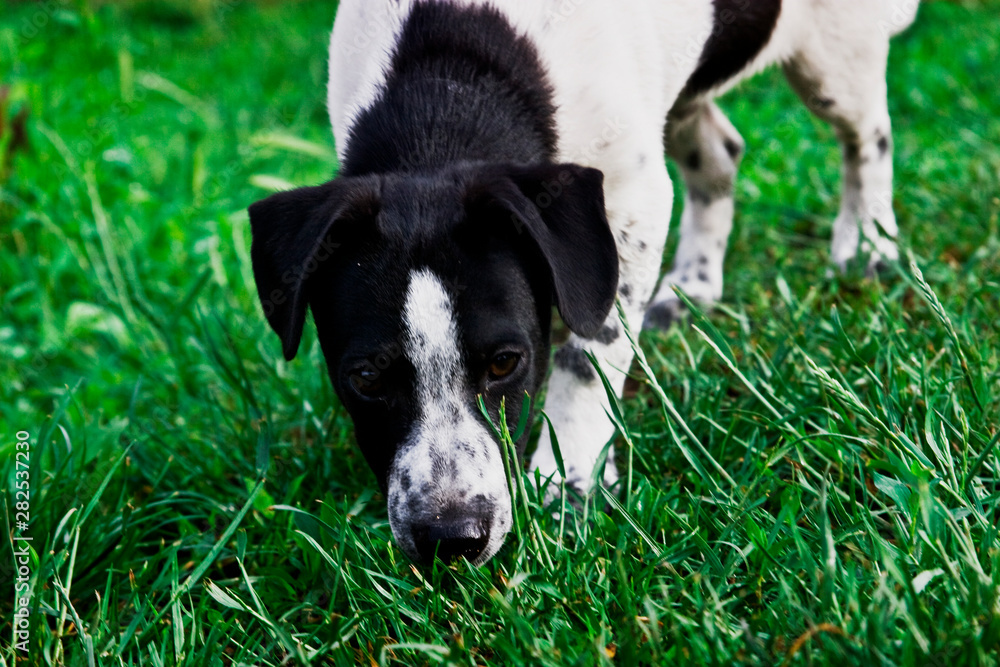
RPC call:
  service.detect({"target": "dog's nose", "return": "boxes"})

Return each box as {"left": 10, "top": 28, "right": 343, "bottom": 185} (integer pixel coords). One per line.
{"left": 412, "top": 518, "right": 490, "bottom": 563}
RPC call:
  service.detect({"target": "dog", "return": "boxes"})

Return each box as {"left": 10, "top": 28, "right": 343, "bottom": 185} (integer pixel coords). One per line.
{"left": 249, "top": 0, "right": 919, "bottom": 566}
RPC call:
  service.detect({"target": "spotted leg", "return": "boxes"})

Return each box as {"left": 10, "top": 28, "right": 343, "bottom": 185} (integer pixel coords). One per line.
{"left": 782, "top": 14, "right": 900, "bottom": 272}
{"left": 645, "top": 100, "right": 743, "bottom": 329}
{"left": 531, "top": 156, "right": 673, "bottom": 495}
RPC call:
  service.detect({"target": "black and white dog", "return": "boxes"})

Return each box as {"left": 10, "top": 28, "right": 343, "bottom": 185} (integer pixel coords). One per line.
{"left": 249, "top": 0, "right": 919, "bottom": 565}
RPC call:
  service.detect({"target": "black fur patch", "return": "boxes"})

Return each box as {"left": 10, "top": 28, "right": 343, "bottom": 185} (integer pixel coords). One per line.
{"left": 683, "top": 0, "right": 783, "bottom": 97}
{"left": 643, "top": 301, "right": 686, "bottom": 331}
{"left": 341, "top": 2, "right": 559, "bottom": 176}
{"left": 686, "top": 150, "right": 702, "bottom": 171}
{"left": 554, "top": 345, "right": 596, "bottom": 382}
{"left": 723, "top": 138, "right": 742, "bottom": 160}
{"left": 688, "top": 186, "right": 713, "bottom": 205}
{"left": 593, "top": 325, "right": 619, "bottom": 344}
{"left": 877, "top": 133, "right": 890, "bottom": 157}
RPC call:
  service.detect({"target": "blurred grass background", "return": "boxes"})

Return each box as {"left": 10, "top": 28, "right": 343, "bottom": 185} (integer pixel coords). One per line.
{"left": 1, "top": 0, "right": 999, "bottom": 664}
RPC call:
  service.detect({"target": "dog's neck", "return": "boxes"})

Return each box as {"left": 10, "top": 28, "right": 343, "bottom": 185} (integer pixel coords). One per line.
{"left": 339, "top": 3, "right": 558, "bottom": 176}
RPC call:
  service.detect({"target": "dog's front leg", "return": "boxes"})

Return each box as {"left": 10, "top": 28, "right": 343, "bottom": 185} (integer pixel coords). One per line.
{"left": 531, "top": 164, "right": 673, "bottom": 494}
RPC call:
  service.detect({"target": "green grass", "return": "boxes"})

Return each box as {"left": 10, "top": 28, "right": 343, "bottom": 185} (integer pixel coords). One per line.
{"left": 1, "top": 1, "right": 999, "bottom": 664}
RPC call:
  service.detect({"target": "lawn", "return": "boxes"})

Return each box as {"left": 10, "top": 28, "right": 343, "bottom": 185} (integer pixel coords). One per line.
{"left": 1, "top": 0, "right": 998, "bottom": 664}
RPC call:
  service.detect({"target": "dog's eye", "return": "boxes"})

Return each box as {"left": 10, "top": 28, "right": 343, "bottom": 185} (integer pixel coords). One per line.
{"left": 348, "top": 367, "right": 383, "bottom": 398}
{"left": 487, "top": 352, "right": 520, "bottom": 380}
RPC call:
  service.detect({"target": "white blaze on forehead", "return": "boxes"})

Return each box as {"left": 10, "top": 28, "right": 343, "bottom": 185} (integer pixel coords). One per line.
{"left": 391, "top": 268, "right": 512, "bottom": 565}
{"left": 403, "top": 269, "right": 462, "bottom": 398}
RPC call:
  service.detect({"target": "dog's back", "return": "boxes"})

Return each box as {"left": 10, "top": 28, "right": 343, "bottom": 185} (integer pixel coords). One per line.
{"left": 327, "top": 1, "right": 713, "bottom": 162}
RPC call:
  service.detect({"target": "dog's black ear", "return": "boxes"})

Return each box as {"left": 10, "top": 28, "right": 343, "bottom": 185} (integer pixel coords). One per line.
{"left": 249, "top": 177, "right": 380, "bottom": 361}
{"left": 471, "top": 164, "right": 619, "bottom": 338}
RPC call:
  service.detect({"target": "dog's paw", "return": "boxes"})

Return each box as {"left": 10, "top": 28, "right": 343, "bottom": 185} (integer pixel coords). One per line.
{"left": 643, "top": 298, "right": 687, "bottom": 330}
{"left": 830, "top": 211, "right": 900, "bottom": 277}
{"left": 645, "top": 261, "right": 723, "bottom": 330}
{"left": 829, "top": 241, "right": 900, "bottom": 279}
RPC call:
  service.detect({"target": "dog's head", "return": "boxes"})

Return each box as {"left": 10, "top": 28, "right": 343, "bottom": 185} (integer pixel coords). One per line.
{"left": 248, "top": 162, "right": 618, "bottom": 565}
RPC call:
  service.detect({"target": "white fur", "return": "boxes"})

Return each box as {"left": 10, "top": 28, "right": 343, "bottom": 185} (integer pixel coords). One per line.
{"left": 328, "top": 0, "right": 918, "bottom": 509}
{"left": 390, "top": 269, "right": 511, "bottom": 565}
{"left": 648, "top": 0, "right": 912, "bottom": 325}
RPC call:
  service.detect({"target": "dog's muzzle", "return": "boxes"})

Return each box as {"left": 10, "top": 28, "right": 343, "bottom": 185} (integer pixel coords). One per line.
{"left": 411, "top": 511, "right": 492, "bottom": 563}
{"left": 387, "top": 427, "right": 513, "bottom": 565}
